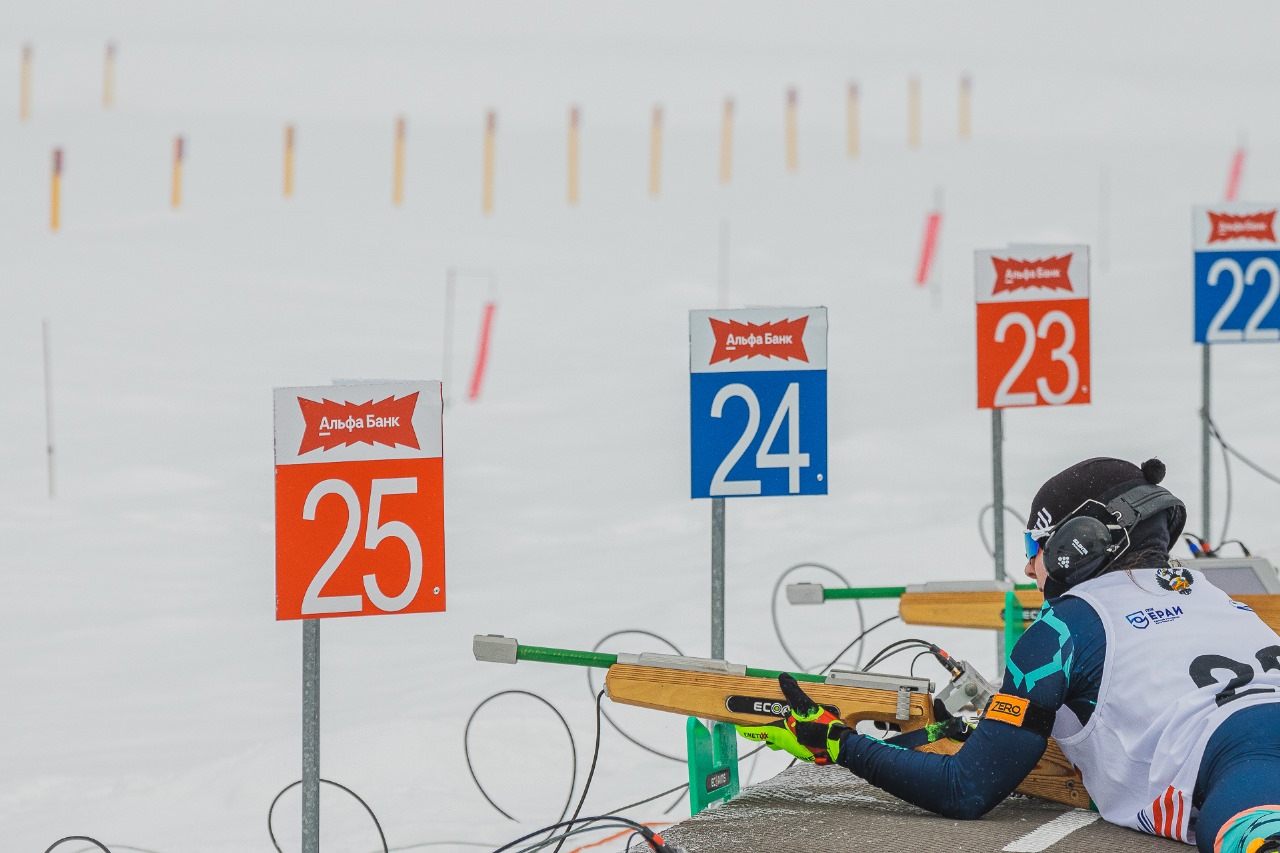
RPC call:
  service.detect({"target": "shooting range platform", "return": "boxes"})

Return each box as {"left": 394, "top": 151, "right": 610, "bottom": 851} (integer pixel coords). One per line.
{"left": 633, "top": 764, "right": 1178, "bottom": 852}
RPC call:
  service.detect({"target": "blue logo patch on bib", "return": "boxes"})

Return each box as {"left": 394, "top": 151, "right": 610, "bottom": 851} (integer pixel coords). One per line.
{"left": 1126, "top": 606, "right": 1184, "bottom": 629}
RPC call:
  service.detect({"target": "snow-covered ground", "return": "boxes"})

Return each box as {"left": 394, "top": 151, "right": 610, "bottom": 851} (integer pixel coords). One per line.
{"left": 4, "top": 2, "right": 1280, "bottom": 850}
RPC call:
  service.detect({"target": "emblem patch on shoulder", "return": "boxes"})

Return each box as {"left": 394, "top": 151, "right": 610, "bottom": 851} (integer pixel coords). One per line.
{"left": 1156, "top": 566, "right": 1194, "bottom": 595}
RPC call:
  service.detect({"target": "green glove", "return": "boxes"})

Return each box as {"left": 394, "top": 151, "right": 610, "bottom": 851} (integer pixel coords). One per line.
{"left": 735, "top": 673, "right": 851, "bottom": 765}
{"left": 735, "top": 718, "right": 822, "bottom": 762}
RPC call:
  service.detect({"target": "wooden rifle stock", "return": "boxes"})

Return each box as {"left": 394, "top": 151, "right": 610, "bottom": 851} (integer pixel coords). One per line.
{"left": 472, "top": 636, "right": 1088, "bottom": 809}
{"left": 900, "top": 589, "right": 1280, "bottom": 632}
{"left": 603, "top": 662, "right": 1088, "bottom": 809}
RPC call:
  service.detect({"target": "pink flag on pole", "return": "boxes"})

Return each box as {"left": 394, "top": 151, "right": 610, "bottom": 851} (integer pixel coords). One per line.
{"left": 916, "top": 211, "right": 942, "bottom": 286}
{"left": 468, "top": 302, "right": 497, "bottom": 401}
{"left": 1224, "top": 148, "right": 1245, "bottom": 201}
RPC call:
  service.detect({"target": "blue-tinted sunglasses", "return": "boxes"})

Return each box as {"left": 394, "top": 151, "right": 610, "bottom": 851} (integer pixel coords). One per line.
{"left": 1024, "top": 531, "right": 1044, "bottom": 560}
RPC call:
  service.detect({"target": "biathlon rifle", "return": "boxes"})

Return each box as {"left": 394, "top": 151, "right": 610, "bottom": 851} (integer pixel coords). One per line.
{"left": 788, "top": 575, "right": 1280, "bottom": 634}
{"left": 472, "top": 634, "right": 1089, "bottom": 809}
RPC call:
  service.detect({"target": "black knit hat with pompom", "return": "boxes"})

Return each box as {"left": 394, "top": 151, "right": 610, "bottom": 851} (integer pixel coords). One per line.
{"left": 1028, "top": 456, "right": 1185, "bottom": 595}
{"left": 1027, "top": 456, "right": 1168, "bottom": 537}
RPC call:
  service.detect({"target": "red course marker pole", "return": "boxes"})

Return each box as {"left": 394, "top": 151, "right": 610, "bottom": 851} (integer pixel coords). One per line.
{"left": 1224, "top": 147, "right": 1245, "bottom": 201}
{"left": 468, "top": 302, "right": 497, "bottom": 401}
{"left": 916, "top": 209, "right": 942, "bottom": 286}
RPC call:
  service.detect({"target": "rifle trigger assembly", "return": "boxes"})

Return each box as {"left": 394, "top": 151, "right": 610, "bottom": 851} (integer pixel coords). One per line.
{"left": 936, "top": 659, "right": 999, "bottom": 716}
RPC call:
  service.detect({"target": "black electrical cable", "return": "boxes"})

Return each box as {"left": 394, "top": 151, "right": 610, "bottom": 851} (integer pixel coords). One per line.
{"left": 586, "top": 630, "right": 686, "bottom": 763}
{"left": 659, "top": 786, "right": 687, "bottom": 816}
{"left": 552, "top": 689, "right": 607, "bottom": 853}
{"left": 862, "top": 639, "right": 934, "bottom": 671}
{"left": 464, "top": 690, "right": 578, "bottom": 824}
{"left": 862, "top": 637, "right": 932, "bottom": 665}
{"left": 769, "top": 562, "right": 864, "bottom": 671}
{"left": 909, "top": 650, "right": 932, "bottom": 676}
{"left": 519, "top": 818, "right": 675, "bottom": 853}
{"left": 1204, "top": 411, "right": 1280, "bottom": 546}
{"left": 1219, "top": 426, "right": 1233, "bottom": 545}
{"left": 815, "top": 614, "right": 901, "bottom": 675}
{"left": 381, "top": 843, "right": 496, "bottom": 851}
{"left": 491, "top": 815, "right": 661, "bottom": 853}
{"left": 1216, "top": 539, "right": 1253, "bottom": 557}
{"left": 521, "top": 781, "right": 693, "bottom": 853}
{"left": 1206, "top": 412, "right": 1280, "bottom": 487}
{"left": 585, "top": 630, "right": 766, "bottom": 780}
{"left": 44, "top": 839, "right": 112, "bottom": 853}
{"left": 267, "top": 777, "right": 389, "bottom": 853}
{"left": 66, "top": 846, "right": 163, "bottom": 853}
{"left": 978, "top": 503, "right": 1030, "bottom": 578}
{"left": 608, "top": 782, "right": 689, "bottom": 816}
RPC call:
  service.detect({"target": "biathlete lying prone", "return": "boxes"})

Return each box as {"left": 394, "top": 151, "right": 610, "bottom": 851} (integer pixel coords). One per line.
{"left": 740, "top": 456, "right": 1280, "bottom": 853}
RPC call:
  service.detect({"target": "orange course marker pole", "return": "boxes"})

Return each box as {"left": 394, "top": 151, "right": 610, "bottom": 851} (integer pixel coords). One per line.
{"left": 20, "top": 43, "right": 32, "bottom": 122}
{"left": 50, "top": 147, "right": 62, "bottom": 231}
{"left": 847, "top": 82, "right": 860, "bottom": 158}
{"left": 785, "top": 87, "right": 799, "bottom": 172}
{"left": 648, "top": 104, "right": 663, "bottom": 198}
{"left": 567, "top": 105, "right": 581, "bottom": 205}
{"left": 719, "top": 97, "right": 734, "bottom": 185}
{"left": 171, "top": 136, "right": 184, "bottom": 209}
{"left": 908, "top": 76, "right": 921, "bottom": 148}
{"left": 959, "top": 74, "right": 972, "bottom": 140}
{"left": 104, "top": 41, "right": 116, "bottom": 109}
{"left": 392, "top": 116, "right": 406, "bottom": 206}
{"left": 283, "top": 124, "right": 295, "bottom": 198}
{"left": 482, "top": 110, "right": 496, "bottom": 215}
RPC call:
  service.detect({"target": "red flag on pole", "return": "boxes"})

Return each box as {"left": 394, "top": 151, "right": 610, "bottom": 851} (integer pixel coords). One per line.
{"left": 916, "top": 211, "right": 942, "bottom": 286}
{"left": 1224, "top": 148, "right": 1245, "bottom": 201}
{"left": 468, "top": 302, "right": 497, "bottom": 401}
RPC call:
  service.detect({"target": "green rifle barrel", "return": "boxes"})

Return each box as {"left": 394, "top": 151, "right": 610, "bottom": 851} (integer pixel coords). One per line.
{"left": 516, "top": 644, "right": 618, "bottom": 669}
{"left": 513, "top": 643, "right": 825, "bottom": 684}
{"left": 745, "top": 667, "right": 826, "bottom": 684}
{"left": 823, "top": 583, "right": 1038, "bottom": 601}
{"left": 824, "top": 586, "right": 906, "bottom": 600}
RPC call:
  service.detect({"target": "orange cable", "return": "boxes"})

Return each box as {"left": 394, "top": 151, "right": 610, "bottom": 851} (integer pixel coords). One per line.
{"left": 563, "top": 821, "right": 672, "bottom": 853}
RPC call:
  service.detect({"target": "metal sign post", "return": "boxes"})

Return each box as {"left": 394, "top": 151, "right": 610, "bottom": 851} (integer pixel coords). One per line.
{"left": 1191, "top": 203, "right": 1280, "bottom": 543}
{"left": 711, "top": 499, "right": 725, "bottom": 659}
{"left": 1201, "top": 345, "right": 1211, "bottom": 541}
{"left": 690, "top": 307, "right": 828, "bottom": 661}
{"left": 992, "top": 409, "right": 1005, "bottom": 667}
{"left": 274, "top": 380, "right": 446, "bottom": 851}
{"left": 42, "top": 318, "right": 55, "bottom": 499}
{"left": 302, "top": 619, "right": 320, "bottom": 853}
{"left": 975, "top": 245, "right": 1092, "bottom": 669}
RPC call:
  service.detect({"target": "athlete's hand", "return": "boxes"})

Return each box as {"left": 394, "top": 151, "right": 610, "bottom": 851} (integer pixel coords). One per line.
{"left": 735, "top": 674, "right": 850, "bottom": 765}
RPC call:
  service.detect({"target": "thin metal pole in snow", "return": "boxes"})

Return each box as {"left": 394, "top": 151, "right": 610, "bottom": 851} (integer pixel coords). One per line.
{"left": 43, "top": 318, "right": 55, "bottom": 499}
{"left": 1098, "top": 165, "right": 1110, "bottom": 274}
{"left": 992, "top": 408, "right": 1006, "bottom": 670}
{"left": 931, "top": 186, "right": 944, "bottom": 309}
{"left": 1202, "top": 345, "right": 1211, "bottom": 542}
{"left": 443, "top": 268, "right": 456, "bottom": 409}
{"left": 302, "top": 619, "right": 320, "bottom": 853}
{"left": 712, "top": 222, "right": 730, "bottom": 659}
{"left": 718, "top": 220, "right": 729, "bottom": 309}
{"left": 711, "top": 498, "right": 725, "bottom": 659}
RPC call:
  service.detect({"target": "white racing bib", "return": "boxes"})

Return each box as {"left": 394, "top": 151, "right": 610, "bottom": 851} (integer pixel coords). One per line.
{"left": 1053, "top": 568, "right": 1280, "bottom": 844}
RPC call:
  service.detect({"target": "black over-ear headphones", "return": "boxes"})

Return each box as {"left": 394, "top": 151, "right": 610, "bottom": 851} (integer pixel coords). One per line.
{"left": 1042, "top": 483, "right": 1187, "bottom": 589}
